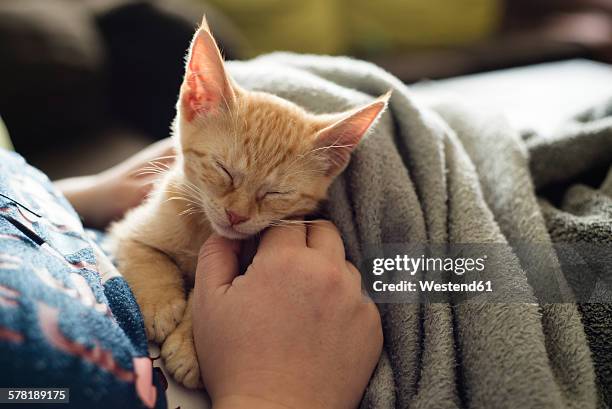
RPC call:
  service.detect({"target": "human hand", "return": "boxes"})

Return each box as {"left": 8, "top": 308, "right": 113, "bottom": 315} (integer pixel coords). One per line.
{"left": 193, "top": 221, "right": 383, "bottom": 409}
{"left": 55, "top": 138, "right": 175, "bottom": 227}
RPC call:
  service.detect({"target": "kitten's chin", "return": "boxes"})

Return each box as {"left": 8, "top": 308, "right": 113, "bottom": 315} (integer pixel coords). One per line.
{"left": 210, "top": 221, "right": 251, "bottom": 240}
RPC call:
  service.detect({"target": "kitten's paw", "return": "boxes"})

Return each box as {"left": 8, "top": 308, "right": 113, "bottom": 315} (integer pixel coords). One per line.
{"left": 139, "top": 291, "right": 186, "bottom": 343}
{"left": 162, "top": 327, "right": 202, "bottom": 389}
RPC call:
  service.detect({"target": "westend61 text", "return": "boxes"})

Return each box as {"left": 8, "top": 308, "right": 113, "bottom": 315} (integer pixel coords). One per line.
{"left": 372, "top": 280, "right": 493, "bottom": 293}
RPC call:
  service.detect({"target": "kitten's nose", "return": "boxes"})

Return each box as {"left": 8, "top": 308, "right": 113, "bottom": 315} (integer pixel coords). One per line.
{"left": 225, "top": 209, "right": 249, "bottom": 225}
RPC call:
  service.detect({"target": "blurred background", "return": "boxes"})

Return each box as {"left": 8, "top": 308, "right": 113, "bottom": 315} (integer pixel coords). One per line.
{"left": 1, "top": 0, "right": 611, "bottom": 178}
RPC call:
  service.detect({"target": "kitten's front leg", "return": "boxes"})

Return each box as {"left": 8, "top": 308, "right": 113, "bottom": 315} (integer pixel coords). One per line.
{"left": 162, "top": 290, "right": 202, "bottom": 388}
{"left": 116, "top": 240, "right": 186, "bottom": 343}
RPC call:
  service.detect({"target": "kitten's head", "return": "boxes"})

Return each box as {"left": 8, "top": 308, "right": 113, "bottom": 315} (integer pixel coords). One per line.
{"left": 175, "top": 17, "right": 390, "bottom": 239}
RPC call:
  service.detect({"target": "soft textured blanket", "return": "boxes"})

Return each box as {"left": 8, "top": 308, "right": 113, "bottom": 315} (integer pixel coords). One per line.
{"left": 228, "top": 54, "right": 612, "bottom": 409}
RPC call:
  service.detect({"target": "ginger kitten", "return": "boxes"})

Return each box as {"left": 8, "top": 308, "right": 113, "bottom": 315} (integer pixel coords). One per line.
{"left": 109, "top": 16, "right": 390, "bottom": 388}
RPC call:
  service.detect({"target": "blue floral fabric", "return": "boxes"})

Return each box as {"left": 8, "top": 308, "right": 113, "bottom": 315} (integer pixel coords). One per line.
{"left": 0, "top": 149, "right": 166, "bottom": 409}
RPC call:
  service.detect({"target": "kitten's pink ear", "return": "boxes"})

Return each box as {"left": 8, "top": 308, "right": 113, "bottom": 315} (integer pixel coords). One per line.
{"left": 181, "top": 17, "right": 235, "bottom": 121}
{"left": 200, "top": 14, "right": 211, "bottom": 31}
{"left": 314, "top": 91, "right": 391, "bottom": 176}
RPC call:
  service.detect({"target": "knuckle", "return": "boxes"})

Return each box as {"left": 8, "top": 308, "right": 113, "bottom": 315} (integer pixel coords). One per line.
{"left": 346, "top": 261, "right": 360, "bottom": 276}
{"left": 318, "top": 262, "right": 345, "bottom": 291}
{"left": 367, "top": 304, "right": 383, "bottom": 339}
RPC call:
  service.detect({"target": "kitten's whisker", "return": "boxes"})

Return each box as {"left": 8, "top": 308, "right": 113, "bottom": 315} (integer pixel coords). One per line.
{"left": 138, "top": 167, "right": 165, "bottom": 172}
{"left": 150, "top": 157, "right": 175, "bottom": 164}
{"left": 271, "top": 220, "right": 338, "bottom": 234}
{"left": 266, "top": 223, "right": 305, "bottom": 233}
{"left": 164, "top": 185, "right": 199, "bottom": 198}
{"left": 178, "top": 206, "right": 196, "bottom": 216}
{"left": 309, "top": 143, "right": 354, "bottom": 154}
{"left": 163, "top": 187, "right": 199, "bottom": 199}
{"left": 178, "top": 205, "right": 206, "bottom": 217}
{"left": 165, "top": 196, "right": 202, "bottom": 207}
{"left": 147, "top": 160, "right": 172, "bottom": 170}
{"left": 135, "top": 169, "right": 167, "bottom": 177}
{"left": 277, "top": 222, "right": 335, "bottom": 234}
{"left": 272, "top": 219, "right": 327, "bottom": 227}
{"left": 151, "top": 155, "right": 177, "bottom": 160}
{"left": 135, "top": 165, "right": 173, "bottom": 179}
{"left": 145, "top": 159, "right": 173, "bottom": 170}
{"left": 135, "top": 163, "right": 171, "bottom": 177}
{"left": 180, "top": 181, "right": 206, "bottom": 199}
{"left": 162, "top": 189, "right": 203, "bottom": 207}
{"left": 168, "top": 179, "right": 205, "bottom": 200}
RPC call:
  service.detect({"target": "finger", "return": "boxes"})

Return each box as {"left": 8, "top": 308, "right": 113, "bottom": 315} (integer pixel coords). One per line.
{"left": 195, "top": 234, "right": 241, "bottom": 295}
{"left": 128, "top": 139, "right": 176, "bottom": 177}
{"left": 257, "top": 223, "right": 307, "bottom": 254}
{"left": 145, "top": 138, "right": 176, "bottom": 160}
{"left": 307, "top": 220, "right": 345, "bottom": 262}
{"left": 149, "top": 139, "right": 176, "bottom": 165}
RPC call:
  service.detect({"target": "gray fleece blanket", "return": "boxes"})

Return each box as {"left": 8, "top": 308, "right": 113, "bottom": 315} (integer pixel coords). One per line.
{"left": 228, "top": 54, "right": 612, "bottom": 409}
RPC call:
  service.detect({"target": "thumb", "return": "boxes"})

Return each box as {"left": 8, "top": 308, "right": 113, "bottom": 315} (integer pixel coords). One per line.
{"left": 196, "top": 233, "right": 241, "bottom": 295}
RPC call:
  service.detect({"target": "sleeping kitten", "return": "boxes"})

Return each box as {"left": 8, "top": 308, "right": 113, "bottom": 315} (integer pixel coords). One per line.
{"left": 109, "top": 16, "right": 390, "bottom": 388}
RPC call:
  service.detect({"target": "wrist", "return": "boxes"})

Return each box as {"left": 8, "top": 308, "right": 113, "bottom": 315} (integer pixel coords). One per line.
{"left": 212, "top": 395, "right": 307, "bottom": 409}
{"left": 207, "top": 372, "right": 332, "bottom": 409}
{"left": 55, "top": 175, "right": 97, "bottom": 209}
{"left": 54, "top": 174, "right": 107, "bottom": 227}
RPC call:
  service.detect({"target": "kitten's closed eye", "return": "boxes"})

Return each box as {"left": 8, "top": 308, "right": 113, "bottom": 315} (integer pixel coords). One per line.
{"left": 258, "top": 190, "right": 295, "bottom": 201}
{"left": 215, "top": 161, "right": 234, "bottom": 185}
{"left": 265, "top": 190, "right": 292, "bottom": 196}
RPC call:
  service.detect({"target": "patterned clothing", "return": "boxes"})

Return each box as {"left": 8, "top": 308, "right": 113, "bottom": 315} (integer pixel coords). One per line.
{"left": 0, "top": 149, "right": 166, "bottom": 409}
